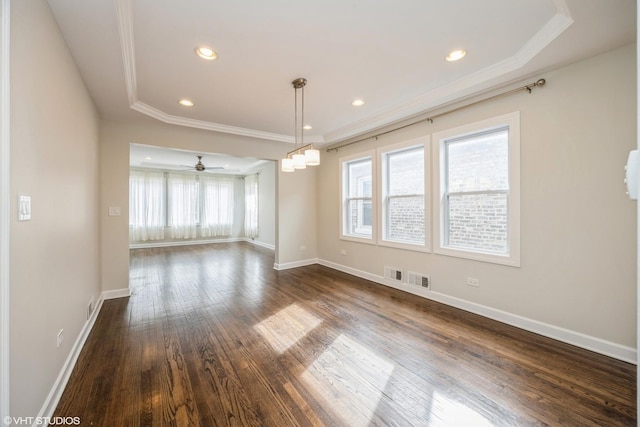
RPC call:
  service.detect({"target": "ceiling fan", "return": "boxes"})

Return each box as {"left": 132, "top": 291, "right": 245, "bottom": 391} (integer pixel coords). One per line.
{"left": 181, "top": 155, "right": 224, "bottom": 172}
{"left": 138, "top": 155, "right": 241, "bottom": 173}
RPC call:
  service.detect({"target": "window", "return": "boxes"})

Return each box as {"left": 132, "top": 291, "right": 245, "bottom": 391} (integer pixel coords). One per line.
{"left": 168, "top": 173, "right": 200, "bottom": 239}
{"left": 380, "top": 137, "right": 429, "bottom": 250}
{"left": 201, "top": 175, "right": 235, "bottom": 237}
{"left": 341, "top": 153, "right": 374, "bottom": 241}
{"left": 129, "top": 170, "right": 237, "bottom": 242}
{"left": 434, "top": 112, "right": 520, "bottom": 266}
{"left": 129, "top": 170, "right": 166, "bottom": 241}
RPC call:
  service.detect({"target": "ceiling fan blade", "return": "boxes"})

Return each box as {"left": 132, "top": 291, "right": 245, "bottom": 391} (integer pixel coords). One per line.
{"left": 137, "top": 161, "right": 234, "bottom": 173}
{"left": 202, "top": 167, "right": 239, "bottom": 174}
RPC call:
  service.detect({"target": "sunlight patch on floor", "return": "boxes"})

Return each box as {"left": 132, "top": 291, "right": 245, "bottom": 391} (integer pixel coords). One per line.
{"left": 427, "top": 391, "right": 494, "bottom": 427}
{"left": 253, "top": 303, "right": 322, "bottom": 353}
{"left": 300, "top": 334, "right": 395, "bottom": 426}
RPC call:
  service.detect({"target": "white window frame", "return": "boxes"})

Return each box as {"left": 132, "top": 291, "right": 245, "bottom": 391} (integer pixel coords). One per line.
{"left": 378, "top": 136, "right": 430, "bottom": 252}
{"left": 340, "top": 151, "right": 376, "bottom": 244}
{"left": 432, "top": 112, "right": 521, "bottom": 266}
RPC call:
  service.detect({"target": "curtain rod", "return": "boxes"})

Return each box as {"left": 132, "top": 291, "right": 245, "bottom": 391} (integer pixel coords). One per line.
{"left": 326, "top": 78, "right": 546, "bottom": 153}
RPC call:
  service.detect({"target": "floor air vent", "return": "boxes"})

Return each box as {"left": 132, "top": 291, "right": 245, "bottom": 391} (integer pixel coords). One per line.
{"left": 384, "top": 267, "right": 403, "bottom": 282}
{"left": 408, "top": 271, "right": 430, "bottom": 289}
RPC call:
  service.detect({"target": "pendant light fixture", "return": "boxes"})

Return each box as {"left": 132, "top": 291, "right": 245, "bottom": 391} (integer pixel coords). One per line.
{"left": 281, "top": 78, "right": 320, "bottom": 172}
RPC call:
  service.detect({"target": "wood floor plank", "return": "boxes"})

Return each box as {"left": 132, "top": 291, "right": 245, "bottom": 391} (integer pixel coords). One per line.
{"left": 53, "top": 242, "right": 636, "bottom": 426}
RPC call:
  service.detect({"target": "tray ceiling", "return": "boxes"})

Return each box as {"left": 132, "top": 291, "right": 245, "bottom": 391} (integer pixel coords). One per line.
{"left": 47, "top": 0, "right": 636, "bottom": 146}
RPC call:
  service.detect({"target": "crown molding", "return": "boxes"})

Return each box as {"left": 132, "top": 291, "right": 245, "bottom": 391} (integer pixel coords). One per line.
{"left": 116, "top": 0, "right": 571, "bottom": 146}
{"left": 129, "top": 101, "right": 326, "bottom": 144}
{"left": 116, "top": 0, "right": 313, "bottom": 144}
{"left": 324, "top": 1, "right": 573, "bottom": 143}
{"left": 115, "top": 0, "right": 136, "bottom": 106}
{"left": 130, "top": 101, "right": 297, "bottom": 143}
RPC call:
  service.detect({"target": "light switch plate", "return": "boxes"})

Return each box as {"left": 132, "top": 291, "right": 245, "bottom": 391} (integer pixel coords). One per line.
{"left": 18, "top": 195, "right": 31, "bottom": 221}
{"left": 108, "top": 206, "right": 121, "bottom": 216}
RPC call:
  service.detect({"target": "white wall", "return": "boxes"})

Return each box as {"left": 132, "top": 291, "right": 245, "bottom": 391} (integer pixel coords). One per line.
{"left": 636, "top": 7, "right": 639, "bottom": 413}
{"left": 248, "top": 161, "right": 276, "bottom": 249}
{"left": 232, "top": 176, "right": 245, "bottom": 237}
{"left": 0, "top": 0, "right": 10, "bottom": 421}
{"left": 317, "top": 44, "right": 637, "bottom": 360}
{"left": 100, "top": 118, "right": 317, "bottom": 291}
{"left": 275, "top": 165, "right": 317, "bottom": 267}
{"left": 10, "top": 0, "right": 100, "bottom": 417}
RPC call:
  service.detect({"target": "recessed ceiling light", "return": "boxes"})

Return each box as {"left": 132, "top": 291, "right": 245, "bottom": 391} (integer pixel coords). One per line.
{"left": 352, "top": 99, "right": 365, "bottom": 107}
{"left": 144, "top": 157, "right": 152, "bottom": 160}
{"left": 178, "top": 98, "right": 194, "bottom": 107}
{"left": 196, "top": 46, "right": 218, "bottom": 60}
{"left": 303, "top": 125, "right": 312, "bottom": 130}
{"left": 446, "top": 49, "right": 466, "bottom": 62}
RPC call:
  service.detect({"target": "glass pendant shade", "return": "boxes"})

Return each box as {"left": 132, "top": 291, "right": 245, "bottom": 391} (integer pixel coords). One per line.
{"left": 304, "top": 148, "right": 320, "bottom": 166}
{"left": 292, "top": 153, "right": 307, "bottom": 169}
{"left": 281, "top": 158, "right": 294, "bottom": 172}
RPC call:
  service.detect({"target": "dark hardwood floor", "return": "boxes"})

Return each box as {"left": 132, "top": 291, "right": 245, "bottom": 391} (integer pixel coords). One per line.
{"left": 53, "top": 242, "right": 636, "bottom": 426}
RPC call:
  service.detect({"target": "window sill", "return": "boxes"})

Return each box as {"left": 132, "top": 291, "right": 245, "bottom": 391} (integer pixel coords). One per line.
{"left": 378, "top": 239, "right": 430, "bottom": 253}
{"left": 340, "top": 234, "right": 376, "bottom": 245}
{"left": 434, "top": 246, "right": 520, "bottom": 267}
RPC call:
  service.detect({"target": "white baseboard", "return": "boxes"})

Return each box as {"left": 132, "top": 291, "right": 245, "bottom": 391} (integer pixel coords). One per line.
{"left": 102, "top": 288, "right": 131, "bottom": 300}
{"left": 274, "top": 258, "right": 319, "bottom": 271}
{"left": 35, "top": 294, "right": 105, "bottom": 424}
{"left": 130, "top": 238, "right": 276, "bottom": 251}
{"left": 129, "top": 237, "right": 244, "bottom": 249}
{"left": 317, "top": 258, "right": 637, "bottom": 364}
{"left": 244, "top": 238, "right": 275, "bottom": 251}
{"left": 35, "top": 287, "right": 130, "bottom": 423}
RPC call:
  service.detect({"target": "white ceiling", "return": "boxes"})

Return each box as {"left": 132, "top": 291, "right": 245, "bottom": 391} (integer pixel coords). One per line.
{"left": 47, "top": 0, "right": 635, "bottom": 148}
{"left": 129, "top": 144, "right": 269, "bottom": 174}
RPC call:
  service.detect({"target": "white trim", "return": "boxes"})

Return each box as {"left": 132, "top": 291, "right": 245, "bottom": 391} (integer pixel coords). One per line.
{"left": 323, "top": 4, "right": 573, "bottom": 143}
{"left": 273, "top": 258, "right": 318, "bottom": 271}
{"left": 115, "top": 0, "right": 571, "bottom": 147}
{"left": 101, "top": 288, "right": 131, "bottom": 300}
{"left": 245, "top": 238, "right": 275, "bottom": 251}
{"left": 34, "top": 295, "right": 104, "bottom": 423}
{"left": 129, "top": 237, "right": 246, "bottom": 249}
{"left": 0, "top": 0, "right": 10, "bottom": 420}
{"left": 114, "top": 0, "right": 324, "bottom": 146}
{"left": 317, "top": 258, "right": 637, "bottom": 364}
{"left": 377, "top": 136, "right": 431, "bottom": 252}
{"left": 130, "top": 101, "right": 308, "bottom": 144}
{"left": 339, "top": 151, "right": 377, "bottom": 244}
{"left": 130, "top": 237, "right": 275, "bottom": 251}
{"left": 432, "top": 112, "right": 521, "bottom": 267}
{"left": 115, "top": 0, "right": 136, "bottom": 105}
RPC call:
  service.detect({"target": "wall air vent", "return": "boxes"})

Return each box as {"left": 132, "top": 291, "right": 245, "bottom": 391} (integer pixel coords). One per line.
{"left": 408, "top": 271, "right": 430, "bottom": 290}
{"left": 383, "top": 267, "right": 403, "bottom": 282}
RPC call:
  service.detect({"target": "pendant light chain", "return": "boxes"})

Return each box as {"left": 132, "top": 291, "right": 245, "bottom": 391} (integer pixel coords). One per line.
{"left": 294, "top": 81, "right": 298, "bottom": 151}
{"left": 281, "top": 77, "right": 320, "bottom": 172}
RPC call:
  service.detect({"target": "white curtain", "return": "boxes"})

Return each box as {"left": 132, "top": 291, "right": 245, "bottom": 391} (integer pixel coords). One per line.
{"left": 129, "top": 170, "right": 165, "bottom": 242}
{"left": 201, "top": 175, "right": 235, "bottom": 237}
{"left": 168, "top": 173, "right": 199, "bottom": 239}
{"left": 244, "top": 173, "right": 259, "bottom": 238}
